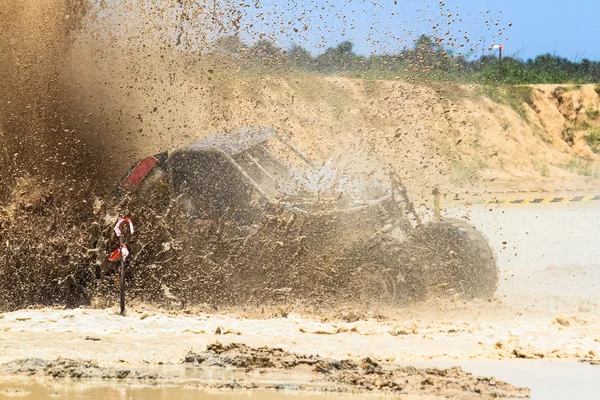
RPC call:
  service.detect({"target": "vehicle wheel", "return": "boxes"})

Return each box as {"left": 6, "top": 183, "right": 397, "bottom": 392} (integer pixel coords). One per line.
{"left": 349, "top": 244, "right": 427, "bottom": 306}
{"left": 357, "top": 263, "right": 397, "bottom": 306}
{"left": 414, "top": 218, "right": 498, "bottom": 299}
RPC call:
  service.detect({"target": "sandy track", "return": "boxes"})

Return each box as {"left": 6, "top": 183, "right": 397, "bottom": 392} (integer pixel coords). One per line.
{"left": 0, "top": 302, "right": 597, "bottom": 366}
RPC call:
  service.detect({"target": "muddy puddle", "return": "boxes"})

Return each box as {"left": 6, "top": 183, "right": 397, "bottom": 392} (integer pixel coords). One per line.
{"left": 0, "top": 379, "right": 399, "bottom": 400}
{"left": 0, "top": 378, "right": 402, "bottom": 400}
{"left": 0, "top": 364, "right": 506, "bottom": 400}
{"left": 0, "top": 359, "right": 598, "bottom": 399}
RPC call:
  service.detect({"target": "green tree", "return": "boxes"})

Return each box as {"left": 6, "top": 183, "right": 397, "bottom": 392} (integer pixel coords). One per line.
{"left": 247, "top": 40, "right": 286, "bottom": 70}
{"left": 316, "top": 41, "right": 358, "bottom": 72}
{"left": 409, "top": 34, "right": 452, "bottom": 73}
{"left": 287, "top": 44, "right": 314, "bottom": 70}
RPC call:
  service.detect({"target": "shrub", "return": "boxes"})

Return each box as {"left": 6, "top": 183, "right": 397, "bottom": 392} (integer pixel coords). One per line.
{"left": 584, "top": 129, "right": 600, "bottom": 153}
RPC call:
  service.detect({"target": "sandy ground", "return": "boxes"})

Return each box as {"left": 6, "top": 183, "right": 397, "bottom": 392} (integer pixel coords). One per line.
{"left": 0, "top": 300, "right": 593, "bottom": 365}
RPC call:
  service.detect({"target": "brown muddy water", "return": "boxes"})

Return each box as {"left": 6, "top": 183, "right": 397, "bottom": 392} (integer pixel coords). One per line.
{"left": 0, "top": 385, "right": 386, "bottom": 400}
{"left": 0, "top": 360, "right": 598, "bottom": 399}
{"left": 0, "top": 375, "right": 417, "bottom": 400}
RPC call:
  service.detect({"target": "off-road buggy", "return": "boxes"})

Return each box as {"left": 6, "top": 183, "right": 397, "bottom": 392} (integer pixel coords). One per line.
{"left": 118, "top": 126, "right": 497, "bottom": 305}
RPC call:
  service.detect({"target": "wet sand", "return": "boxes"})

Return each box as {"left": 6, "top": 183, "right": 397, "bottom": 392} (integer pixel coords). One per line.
{"left": 405, "top": 359, "right": 600, "bottom": 399}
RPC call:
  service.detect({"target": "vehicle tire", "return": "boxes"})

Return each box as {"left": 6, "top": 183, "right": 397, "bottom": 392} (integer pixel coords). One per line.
{"left": 357, "top": 263, "right": 397, "bottom": 306}
{"left": 414, "top": 218, "right": 498, "bottom": 300}
{"left": 349, "top": 242, "right": 427, "bottom": 306}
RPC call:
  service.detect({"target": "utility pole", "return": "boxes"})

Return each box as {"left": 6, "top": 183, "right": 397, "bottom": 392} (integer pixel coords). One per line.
{"left": 498, "top": 45, "right": 503, "bottom": 80}
{"left": 493, "top": 44, "right": 504, "bottom": 81}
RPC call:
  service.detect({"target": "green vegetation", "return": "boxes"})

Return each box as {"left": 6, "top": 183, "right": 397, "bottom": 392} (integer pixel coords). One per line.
{"left": 475, "top": 85, "right": 535, "bottom": 120}
{"left": 214, "top": 34, "right": 600, "bottom": 85}
{"left": 559, "top": 117, "right": 590, "bottom": 145}
{"left": 584, "top": 128, "right": 600, "bottom": 153}
{"left": 562, "top": 128, "right": 576, "bottom": 146}
{"left": 533, "top": 126, "right": 553, "bottom": 145}
{"left": 555, "top": 85, "right": 581, "bottom": 93}
{"left": 503, "top": 86, "right": 535, "bottom": 119}
{"left": 586, "top": 109, "right": 600, "bottom": 120}
{"left": 555, "top": 157, "right": 599, "bottom": 177}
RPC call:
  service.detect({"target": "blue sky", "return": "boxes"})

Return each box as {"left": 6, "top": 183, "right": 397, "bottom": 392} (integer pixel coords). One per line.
{"left": 239, "top": 0, "right": 600, "bottom": 61}
{"left": 493, "top": 0, "right": 600, "bottom": 61}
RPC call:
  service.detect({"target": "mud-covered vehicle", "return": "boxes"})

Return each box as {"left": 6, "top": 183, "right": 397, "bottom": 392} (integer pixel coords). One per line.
{"left": 118, "top": 126, "right": 497, "bottom": 305}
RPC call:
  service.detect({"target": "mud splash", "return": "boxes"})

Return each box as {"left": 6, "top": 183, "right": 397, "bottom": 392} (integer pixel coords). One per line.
{"left": 0, "top": 0, "right": 100, "bottom": 199}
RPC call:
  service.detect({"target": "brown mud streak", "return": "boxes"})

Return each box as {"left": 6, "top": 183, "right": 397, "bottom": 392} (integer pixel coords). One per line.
{"left": 1, "top": 358, "right": 158, "bottom": 380}
{"left": 181, "top": 342, "right": 531, "bottom": 397}
{"left": 0, "top": 344, "right": 531, "bottom": 398}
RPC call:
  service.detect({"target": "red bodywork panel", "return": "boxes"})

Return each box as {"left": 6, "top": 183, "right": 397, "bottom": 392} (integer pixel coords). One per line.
{"left": 118, "top": 156, "right": 159, "bottom": 194}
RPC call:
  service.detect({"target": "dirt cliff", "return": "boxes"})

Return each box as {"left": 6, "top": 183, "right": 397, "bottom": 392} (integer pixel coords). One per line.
{"left": 62, "top": 60, "right": 599, "bottom": 202}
